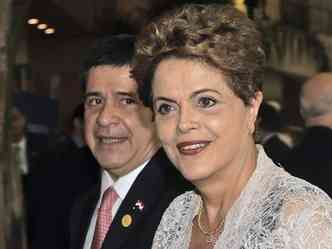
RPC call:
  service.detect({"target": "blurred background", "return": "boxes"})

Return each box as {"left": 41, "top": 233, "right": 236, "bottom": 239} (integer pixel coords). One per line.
{"left": 11, "top": 0, "right": 332, "bottom": 134}
{"left": 11, "top": 0, "right": 332, "bottom": 133}
{"left": 0, "top": 0, "right": 332, "bottom": 248}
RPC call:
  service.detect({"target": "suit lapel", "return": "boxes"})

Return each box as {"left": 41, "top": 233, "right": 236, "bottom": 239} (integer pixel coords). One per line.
{"left": 101, "top": 150, "right": 168, "bottom": 249}
{"left": 73, "top": 185, "right": 100, "bottom": 249}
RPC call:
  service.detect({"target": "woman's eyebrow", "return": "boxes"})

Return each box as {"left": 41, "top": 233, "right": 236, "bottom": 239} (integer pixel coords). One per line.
{"left": 191, "top": 88, "right": 221, "bottom": 98}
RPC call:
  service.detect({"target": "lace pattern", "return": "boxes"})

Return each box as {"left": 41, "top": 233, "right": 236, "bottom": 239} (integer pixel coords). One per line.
{"left": 152, "top": 146, "right": 332, "bottom": 249}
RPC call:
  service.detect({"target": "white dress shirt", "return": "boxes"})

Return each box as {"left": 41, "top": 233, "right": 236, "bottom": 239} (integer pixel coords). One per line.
{"left": 12, "top": 136, "right": 29, "bottom": 175}
{"left": 83, "top": 160, "right": 149, "bottom": 249}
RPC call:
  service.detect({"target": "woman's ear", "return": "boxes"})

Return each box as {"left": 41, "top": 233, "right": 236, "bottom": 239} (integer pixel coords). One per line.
{"left": 248, "top": 91, "right": 263, "bottom": 134}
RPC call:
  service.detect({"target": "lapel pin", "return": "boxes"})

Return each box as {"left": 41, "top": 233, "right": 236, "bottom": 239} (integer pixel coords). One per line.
{"left": 122, "top": 214, "right": 132, "bottom": 228}
{"left": 133, "top": 200, "right": 144, "bottom": 211}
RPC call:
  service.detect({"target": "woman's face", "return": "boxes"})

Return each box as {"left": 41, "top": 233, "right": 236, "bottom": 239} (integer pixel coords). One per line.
{"left": 152, "top": 58, "right": 262, "bottom": 183}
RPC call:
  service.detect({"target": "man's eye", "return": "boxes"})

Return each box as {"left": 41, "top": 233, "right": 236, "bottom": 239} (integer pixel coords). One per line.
{"left": 85, "top": 96, "right": 103, "bottom": 107}
{"left": 120, "top": 97, "right": 137, "bottom": 105}
{"left": 156, "top": 103, "right": 174, "bottom": 115}
{"left": 198, "top": 97, "right": 216, "bottom": 108}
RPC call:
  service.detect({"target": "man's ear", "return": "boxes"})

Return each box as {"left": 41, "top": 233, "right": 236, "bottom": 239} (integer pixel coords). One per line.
{"left": 248, "top": 91, "right": 263, "bottom": 134}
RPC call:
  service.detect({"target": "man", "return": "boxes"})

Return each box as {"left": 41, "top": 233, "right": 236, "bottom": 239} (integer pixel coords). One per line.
{"left": 11, "top": 107, "right": 29, "bottom": 176}
{"left": 257, "top": 101, "right": 291, "bottom": 165}
{"left": 69, "top": 34, "right": 190, "bottom": 249}
{"left": 51, "top": 103, "right": 86, "bottom": 154}
{"left": 286, "top": 72, "right": 332, "bottom": 197}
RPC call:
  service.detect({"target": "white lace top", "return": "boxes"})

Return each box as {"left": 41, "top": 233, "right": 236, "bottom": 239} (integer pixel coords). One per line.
{"left": 152, "top": 146, "right": 332, "bottom": 249}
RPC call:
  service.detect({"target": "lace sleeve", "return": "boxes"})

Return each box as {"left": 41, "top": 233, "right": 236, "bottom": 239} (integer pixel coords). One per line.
{"left": 296, "top": 204, "right": 332, "bottom": 248}
{"left": 152, "top": 191, "right": 197, "bottom": 249}
{"left": 281, "top": 190, "right": 332, "bottom": 249}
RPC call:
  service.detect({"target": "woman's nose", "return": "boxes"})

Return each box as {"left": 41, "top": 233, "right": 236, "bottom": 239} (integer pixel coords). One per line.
{"left": 177, "top": 107, "right": 199, "bottom": 133}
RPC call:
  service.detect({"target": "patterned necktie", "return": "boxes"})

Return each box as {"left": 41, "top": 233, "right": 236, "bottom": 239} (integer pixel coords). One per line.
{"left": 91, "top": 187, "right": 118, "bottom": 249}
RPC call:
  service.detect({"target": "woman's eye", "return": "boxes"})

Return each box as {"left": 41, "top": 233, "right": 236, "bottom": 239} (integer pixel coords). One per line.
{"left": 198, "top": 97, "right": 216, "bottom": 108}
{"left": 156, "top": 103, "right": 174, "bottom": 115}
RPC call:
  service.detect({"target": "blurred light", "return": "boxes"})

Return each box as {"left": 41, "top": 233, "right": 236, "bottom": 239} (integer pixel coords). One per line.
{"left": 234, "top": 0, "right": 247, "bottom": 14}
{"left": 44, "top": 28, "right": 55, "bottom": 34}
{"left": 37, "top": 23, "right": 47, "bottom": 30}
{"left": 27, "top": 18, "right": 39, "bottom": 25}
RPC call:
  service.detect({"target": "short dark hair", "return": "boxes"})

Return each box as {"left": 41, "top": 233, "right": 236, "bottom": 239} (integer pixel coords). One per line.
{"left": 132, "top": 4, "right": 265, "bottom": 108}
{"left": 80, "top": 34, "right": 136, "bottom": 92}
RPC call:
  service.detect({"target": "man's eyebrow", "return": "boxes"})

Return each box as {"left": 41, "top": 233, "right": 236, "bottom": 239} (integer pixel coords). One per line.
{"left": 83, "top": 92, "right": 101, "bottom": 100}
{"left": 117, "top": 91, "right": 138, "bottom": 98}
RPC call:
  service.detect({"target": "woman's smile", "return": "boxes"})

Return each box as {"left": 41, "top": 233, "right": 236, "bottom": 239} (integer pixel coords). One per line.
{"left": 177, "top": 141, "right": 211, "bottom": 155}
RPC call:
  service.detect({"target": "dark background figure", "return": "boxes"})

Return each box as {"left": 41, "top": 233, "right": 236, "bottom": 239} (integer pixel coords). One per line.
{"left": 286, "top": 72, "right": 332, "bottom": 197}
{"left": 50, "top": 103, "right": 86, "bottom": 154}
{"left": 26, "top": 104, "right": 100, "bottom": 249}
{"left": 13, "top": 91, "right": 59, "bottom": 164}
{"left": 256, "top": 101, "right": 291, "bottom": 166}
{"left": 11, "top": 107, "right": 29, "bottom": 177}
{"left": 10, "top": 105, "right": 36, "bottom": 196}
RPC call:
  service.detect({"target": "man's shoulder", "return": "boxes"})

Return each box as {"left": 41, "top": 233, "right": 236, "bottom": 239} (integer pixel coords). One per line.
{"left": 144, "top": 149, "right": 192, "bottom": 191}
{"left": 301, "top": 126, "right": 332, "bottom": 144}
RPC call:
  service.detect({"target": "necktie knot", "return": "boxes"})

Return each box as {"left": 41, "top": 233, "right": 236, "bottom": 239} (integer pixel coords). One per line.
{"left": 99, "top": 187, "right": 118, "bottom": 212}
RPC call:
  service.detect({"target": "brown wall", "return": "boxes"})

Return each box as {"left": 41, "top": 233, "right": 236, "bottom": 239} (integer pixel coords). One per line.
{"left": 27, "top": 34, "right": 97, "bottom": 129}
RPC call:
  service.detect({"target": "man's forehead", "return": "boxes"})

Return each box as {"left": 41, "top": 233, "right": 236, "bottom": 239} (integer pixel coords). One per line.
{"left": 87, "top": 73, "right": 138, "bottom": 95}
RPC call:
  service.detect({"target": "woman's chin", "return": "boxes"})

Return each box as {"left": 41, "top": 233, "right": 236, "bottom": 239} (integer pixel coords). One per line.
{"left": 179, "top": 168, "right": 211, "bottom": 185}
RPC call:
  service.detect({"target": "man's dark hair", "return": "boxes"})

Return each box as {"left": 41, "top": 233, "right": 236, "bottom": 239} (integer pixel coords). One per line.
{"left": 80, "top": 34, "right": 135, "bottom": 92}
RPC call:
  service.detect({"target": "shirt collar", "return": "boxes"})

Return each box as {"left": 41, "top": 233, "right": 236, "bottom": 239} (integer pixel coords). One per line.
{"left": 12, "top": 136, "right": 27, "bottom": 150}
{"left": 100, "top": 159, "right": 150, "bottom": 200}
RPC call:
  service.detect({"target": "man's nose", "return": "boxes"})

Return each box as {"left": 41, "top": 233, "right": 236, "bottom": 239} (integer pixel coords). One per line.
{"left": 96, "top": 103, "right": 121, "bottom": 127}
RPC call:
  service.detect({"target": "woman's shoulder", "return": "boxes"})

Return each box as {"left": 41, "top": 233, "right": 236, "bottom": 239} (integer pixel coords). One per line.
{"left": 260, "top": 165, "right": 331, "bottom": 212}
{"left": 273, "top": 175, "right": 332, "bottom": 246}
{"left": 162, "top": 190, "right": 198, "bottom": 220}
{"left": 228, "top": 162, "right": 332, "bottom": 248}
{"left": 266, "top": 171, "right": 332, "bottom": 226}
{"left": 257, "top": 148, "right": 331, "bottom": 207}
{"left": 272, "top": 170, "right": 331, "bottom": 204}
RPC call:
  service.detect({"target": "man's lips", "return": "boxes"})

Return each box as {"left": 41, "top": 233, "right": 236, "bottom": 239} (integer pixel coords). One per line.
{"left": 176, "top": 141, "right": 210, "bottom": 155}
{"left": 97, "top": 136, "right": 128, "bottom": 144}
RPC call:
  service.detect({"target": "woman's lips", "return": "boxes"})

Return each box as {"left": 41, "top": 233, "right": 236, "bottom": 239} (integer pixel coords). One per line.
{"left": 176, "top": 141, "right": 210, "bottom": 155}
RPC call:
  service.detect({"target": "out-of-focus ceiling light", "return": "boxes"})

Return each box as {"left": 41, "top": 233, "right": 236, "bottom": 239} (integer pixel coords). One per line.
{"left": 37, "top": 23, "right": 47, "bottom": 30}
{"left": 28, "top": 18, "right": 39, "bottom": 25}
{"left": 233, "top": 0, "right": 247, "bottom": 14}
{"left": 44, "top": 28, "right": 55, "bottom": 34}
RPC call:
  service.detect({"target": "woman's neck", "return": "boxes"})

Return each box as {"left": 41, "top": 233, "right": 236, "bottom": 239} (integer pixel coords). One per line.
{"left": 195, "top": 143, "right": 258, "bottom": 229}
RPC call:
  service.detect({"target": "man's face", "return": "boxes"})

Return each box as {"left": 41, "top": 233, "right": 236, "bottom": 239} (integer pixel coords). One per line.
{"left": 84, "top": 65, "right": 158, "bottom": 178}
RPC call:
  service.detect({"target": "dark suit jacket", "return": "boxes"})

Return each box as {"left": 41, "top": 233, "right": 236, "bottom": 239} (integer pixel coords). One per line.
{"left": 26, "top": 146, "right": 100, "bottom": 249}
{"left": 263, "top": 135, "right": 291, "bottom": 166}
{"left": 285, "top": 126, "right": 332, "bottom": 197}
{"left": 69, "top": 149, "right": 191, "bottom": 249}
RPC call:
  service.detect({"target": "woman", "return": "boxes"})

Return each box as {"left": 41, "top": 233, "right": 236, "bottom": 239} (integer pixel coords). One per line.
{"left": 132, "top": 4, "right": 332, "bottom": 249}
